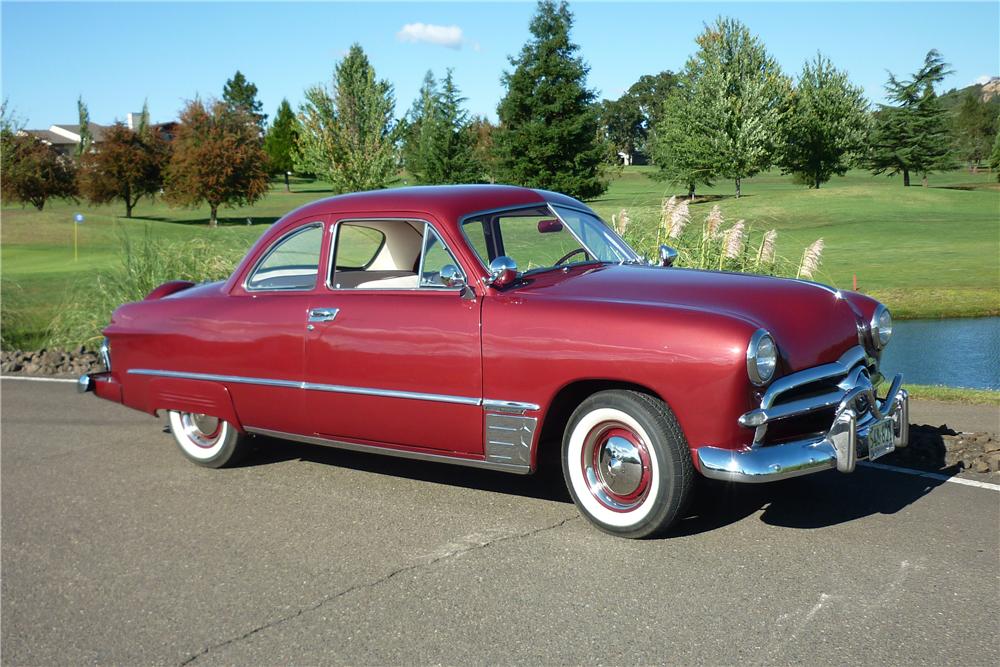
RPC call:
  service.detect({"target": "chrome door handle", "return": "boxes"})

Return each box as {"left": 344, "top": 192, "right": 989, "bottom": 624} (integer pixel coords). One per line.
{"left": 308, "top": 308, "right": 339, "bottom": 323}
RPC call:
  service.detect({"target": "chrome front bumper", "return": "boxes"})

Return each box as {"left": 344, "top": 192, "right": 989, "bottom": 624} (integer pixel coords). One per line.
{"left": 698, "top": 350, "right": 909, "bottom": 483}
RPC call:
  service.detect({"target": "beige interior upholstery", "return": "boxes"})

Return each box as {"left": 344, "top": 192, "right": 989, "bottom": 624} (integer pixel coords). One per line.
{"left": 356, "top": 274, "right": 419, "bottom": 289}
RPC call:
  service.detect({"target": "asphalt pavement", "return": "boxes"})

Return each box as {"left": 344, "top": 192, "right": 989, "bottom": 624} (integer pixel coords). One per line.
{"left": 2, "top": 378, "right": 998, "bottom": 665}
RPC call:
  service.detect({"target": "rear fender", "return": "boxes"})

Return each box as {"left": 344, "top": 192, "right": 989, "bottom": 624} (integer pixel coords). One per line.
{"left": 139, "top": 377, "right": 244, "bottom": 431}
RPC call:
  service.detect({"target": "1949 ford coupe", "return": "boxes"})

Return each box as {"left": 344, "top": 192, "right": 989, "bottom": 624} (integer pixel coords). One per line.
{"left": 80, "top": 185, "right": 908, "bottom": 538}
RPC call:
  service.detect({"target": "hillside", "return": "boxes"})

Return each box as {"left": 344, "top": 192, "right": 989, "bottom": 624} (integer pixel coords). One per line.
{"left": 940, "top": 77, "right": 1000, "bottom": 111}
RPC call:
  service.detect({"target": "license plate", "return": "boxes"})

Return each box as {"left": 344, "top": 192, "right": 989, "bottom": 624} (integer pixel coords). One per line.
{"left": 868, "top": 417, "right": 895, "bottom": 461}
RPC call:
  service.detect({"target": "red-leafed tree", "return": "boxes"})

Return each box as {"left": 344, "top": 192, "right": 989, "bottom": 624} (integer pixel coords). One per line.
{"left": 79, "top": 122, "right": 169, "bottom": 217}
{"left": 165, "top": 99, "right": 269, "bottom": 226}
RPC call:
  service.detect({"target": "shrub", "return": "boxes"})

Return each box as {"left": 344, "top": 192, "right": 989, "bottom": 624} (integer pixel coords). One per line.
{"left": 618, "top": 197, "right": 825, "bottom": 280}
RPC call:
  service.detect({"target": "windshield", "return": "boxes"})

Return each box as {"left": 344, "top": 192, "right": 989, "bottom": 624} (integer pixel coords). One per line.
{"left": 462, "top": 204, "right": 640, "bottom": 274}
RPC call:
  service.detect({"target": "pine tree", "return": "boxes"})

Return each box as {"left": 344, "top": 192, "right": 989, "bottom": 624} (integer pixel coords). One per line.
{"left": 869, "top": 50, "right": 953, "bottom": 186}
{"left": 164, "top": 99, "right": 269, "bottom": 226}
{"left": 76, "top": 96, "right": 92, "bottom": 158}
{"left": 401, "top": 71, "right": 440, "bottom": 182}
{"left": 264, "top": 99, "right": 299, "bottom": 191}
{"left": 295, "top": 44, "right": 397, "bottom": 193}
{"left": 494, "top": 0, "right": 606, "bottom": 199}
{"left": 137, "top": 99, "right": 150, "bottom": 136}
{"left": 222, "top": 70, "right": 266, "bottom": 130}
{"left": 780, "top": 53, "right": 869, "bottom": 188}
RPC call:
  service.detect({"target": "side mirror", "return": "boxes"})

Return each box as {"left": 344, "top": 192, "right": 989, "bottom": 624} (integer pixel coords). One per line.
{"left": 438, "top": 264, "right": 466, "bottom": 289}
{"left": 659, "top": 245, "right": 678, "bottom": 267}
{"left": 487, "top": 256, "right": 518, "bottom": 288}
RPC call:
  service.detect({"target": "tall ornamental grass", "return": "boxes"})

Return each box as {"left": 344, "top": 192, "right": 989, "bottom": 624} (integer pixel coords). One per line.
{"left": 616, "top": 196, "right": 826, "bottom": 280}
{"left": 47, "top": 226, "right": 249, "bottom": 349}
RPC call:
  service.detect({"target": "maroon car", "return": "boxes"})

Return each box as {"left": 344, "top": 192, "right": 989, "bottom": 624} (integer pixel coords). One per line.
{"left": 80, "top": 185, "right": 908, "bottom": 538}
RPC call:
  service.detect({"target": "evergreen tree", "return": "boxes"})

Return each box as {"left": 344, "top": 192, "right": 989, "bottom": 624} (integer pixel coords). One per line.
{"left": 780, "top": 53, "right": 869, "bottom": 188}
{"left": 295, "top": 44, "right": 397, "bottom": 193}
{"left": 165, "top": 99, "right": 269, "bottom": 226}
{"left": 869, "top": 50, "right": 953, "bottom": 186}
{"left": 494, "top": 0, "right": 606, "bottom": 199}
{"left": 433, "top": 70, "right": 481, "bottom": 183}
{"left": 222, "top": 70, "right": 266, "bottom": 130}
{"left": 137, "top": 99, "right": 150, "bottom": 136}
{"left": 76, "top": 96, "right": 92, "bottom": 158}
{"left": 79, "top": 122, "right": 168, "bottom": 218}
{"left": 683, "top": 17, "right": 790, "bottom": 198}
{"left": 402, "top": 71, "right": 440, "bottom": 182}
{"left": 954, "top": 90, "right": 997, "bottom": 170}
{"left": 469, "top": 115, "right": 499, "bottom": 183}
{"left": 990, "top": 127, "right": 1000, "bottom": 182}
{"left": 264, "top": 99, "right": 299, "bottom": 191}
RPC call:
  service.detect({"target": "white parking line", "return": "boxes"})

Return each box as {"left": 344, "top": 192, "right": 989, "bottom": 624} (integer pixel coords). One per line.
{"left": 5, "top": 374, "right": 999, "bottom": 491}
{"left": 2, "top": 375, "right": 77, "bottom": 384}
{"left": 860, "top": 461, "right": 1000, "bottom": 492}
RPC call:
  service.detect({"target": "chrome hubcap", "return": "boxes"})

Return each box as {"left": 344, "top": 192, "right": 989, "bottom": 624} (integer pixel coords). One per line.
{"left": 582, "top": 423, "right": 652, "bottom": 512}
{"left": 180, "top": 413, "right": 223, "bottom": 448}
{"left": 599, "top": 436, "right": 643, "bottom": 496}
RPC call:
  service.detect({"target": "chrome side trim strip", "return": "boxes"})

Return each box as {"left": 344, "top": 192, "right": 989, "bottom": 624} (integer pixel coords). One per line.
{"left": 128, "top": 368, "right": 533, "bottom": 412}
{"left": 482, "top": 399, "right": 540, "bottom": 414}
{"left": 129, "top": 368, "right": 302, "bottom": 389}
{"left": 245, "top": 426, "right": 532, "bottom": 475}
{"left": 305, "top": 381, "right": 480, "bottom": 406}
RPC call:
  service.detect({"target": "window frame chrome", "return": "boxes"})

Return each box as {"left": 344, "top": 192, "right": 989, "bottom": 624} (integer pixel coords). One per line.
{"left": 324, "top": 217, "right": 467, "bottom": 293}
{"left": 243, "top": 221, "right": 325, "bottom": 293}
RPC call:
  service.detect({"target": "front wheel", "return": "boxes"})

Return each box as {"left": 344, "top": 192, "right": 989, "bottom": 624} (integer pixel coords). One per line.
{"left": 168, "top": 411, "right": 247, "bottom": 468}
{"left": 562, "top": 390, "right": 694, "bottom": 538}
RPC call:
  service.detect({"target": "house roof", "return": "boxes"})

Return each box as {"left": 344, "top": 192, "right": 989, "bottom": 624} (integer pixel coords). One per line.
{"left": 51, "top": 123, "right": 111, "bottom": 142}
{"left": 22, "top": 129, "right": 76, "bottom": 145}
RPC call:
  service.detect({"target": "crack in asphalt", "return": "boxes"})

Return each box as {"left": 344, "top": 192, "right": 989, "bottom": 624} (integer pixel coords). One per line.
{"left": 178, "top": 514, "right": 580, "bottom": 665}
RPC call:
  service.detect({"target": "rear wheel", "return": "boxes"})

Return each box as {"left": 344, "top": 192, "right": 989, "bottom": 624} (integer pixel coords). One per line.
{"left": 168, "top": 411, "right": 247, "bottom": 468}
{"left": 562, "top": 390, "right": 694, "bottom": 538}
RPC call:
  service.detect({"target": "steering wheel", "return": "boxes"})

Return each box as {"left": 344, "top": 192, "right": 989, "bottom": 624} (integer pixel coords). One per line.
{"left": 553, "top": 248, "right": 590, "bottom": 267}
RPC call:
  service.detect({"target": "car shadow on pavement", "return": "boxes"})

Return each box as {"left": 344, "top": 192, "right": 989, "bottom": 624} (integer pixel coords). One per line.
{"left": 671, "top": 463, "right": 956, "bottom": 537}
{"left": 244, "top": 436, "right": 574, "bottom": 503}
{"left": 243, "top": 435, "right": 958, "bottom": 536}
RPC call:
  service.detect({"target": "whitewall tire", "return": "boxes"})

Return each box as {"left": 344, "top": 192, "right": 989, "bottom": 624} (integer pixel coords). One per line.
{"left": 168, "top": 411, "right": 247, "bottom": 468}
{"left": 562, "top": 390, "right": 694, "bottom": 538}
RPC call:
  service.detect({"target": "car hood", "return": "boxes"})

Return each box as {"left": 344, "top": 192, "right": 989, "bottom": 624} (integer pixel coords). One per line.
{"left": 515, "top": 264, "right": 864, "bottom": 371}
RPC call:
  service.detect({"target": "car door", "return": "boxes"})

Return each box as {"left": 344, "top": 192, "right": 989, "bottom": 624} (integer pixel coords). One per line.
{"left": 219, "top": 217, "right": 329, "bottom": 435}
{"left": 302, "top": 217, "right": 484, "bottom": 455}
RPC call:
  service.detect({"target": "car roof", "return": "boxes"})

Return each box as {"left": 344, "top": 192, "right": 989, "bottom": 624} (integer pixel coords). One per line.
{"left": 274, "top": 184, "right": 589, "bottom": 234}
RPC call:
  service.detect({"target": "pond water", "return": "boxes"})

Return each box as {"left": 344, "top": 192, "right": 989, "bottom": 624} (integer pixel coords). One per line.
{"left": 881, "top": 317, "right": 999, "bottom": 390}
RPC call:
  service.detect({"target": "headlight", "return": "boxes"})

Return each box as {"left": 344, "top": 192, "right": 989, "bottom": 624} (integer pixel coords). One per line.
{"left": 746, "top": 329, "right": 777, "bottom": 386}
{"left": 870, "top": 305, "right": 892, "bottom": 350}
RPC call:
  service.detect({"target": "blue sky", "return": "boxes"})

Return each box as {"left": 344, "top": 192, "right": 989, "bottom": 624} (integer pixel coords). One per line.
{"left": 2, "top": 1, "right": 998, "bottom": 129}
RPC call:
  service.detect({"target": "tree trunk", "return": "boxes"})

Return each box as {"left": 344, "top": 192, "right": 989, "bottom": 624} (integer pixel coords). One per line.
{"left": 735, "top": 177, "right": 741, "bottom": 199}
{"left": 922, "top": 174, "right": 928, "bottom": 187}
{"left": 209, "top": 204, "right": 219, "bottom": 227}
{"left": 815, "top": 172, "right": 822, "bottom": 189}
{"left": 284, "top": 172, "right": 290, "bottom": 192}
{"left": 33, "top": 200, "right": 44, "bottom": 211}
{"left": 903, "top": 169, "right": 910, "bottom": 187}
{"left": 687, "top": 182, "right": 695, "bottom": 199}
{"left": 124, "top": 184, "right": 133, "bottom": 218}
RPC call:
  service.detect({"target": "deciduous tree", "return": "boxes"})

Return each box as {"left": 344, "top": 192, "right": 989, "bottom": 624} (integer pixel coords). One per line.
{"left": 954, "top": 90, "right": 997, "bottom": 171}
{"left": 165, "top": 99, "right": 269, "bottom": 226}
{"left": 780, "top": 53, "right": 869, "bottom": 188}
{"left": 78, "top": 122, "right": 167, "bottom": 217}
{"left": 683, "top": 17, "right": 791, "bottom": 197}
{"left": 1, "top": 129, "right": 77, "bottom": 211}
{"left": 295, "top": 44, "right": 397, "bottom": 193}
{"left": 494, "top": 0, "right": 606, "bottom": 199}
{"left": 264, "top": 99, "right": 299, "bottom": 191}
{"left": 650, "top": 85, "right": 716, "bottom": 197}
{"left": 869, "top": 50, "right": 953, "bottom": 186}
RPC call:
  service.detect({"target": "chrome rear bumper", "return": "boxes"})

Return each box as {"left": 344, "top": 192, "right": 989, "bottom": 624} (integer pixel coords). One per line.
{"left": 77, "top": 374, "right": 94, "bottom": 394}
{"left": 698, "top": 377, "right": 908, "bottom": 484}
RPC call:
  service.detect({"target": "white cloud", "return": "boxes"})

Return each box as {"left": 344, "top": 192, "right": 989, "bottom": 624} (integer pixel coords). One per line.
{"left": 973, "top": 75, "right": 993, "bottom": 86}
{"left": 397, "top": 23, "right": 464, "bottom": 49}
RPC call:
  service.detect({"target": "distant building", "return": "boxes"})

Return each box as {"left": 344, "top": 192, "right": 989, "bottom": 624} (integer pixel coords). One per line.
{"left": 21, "top": 113, "right": 177, "bottom": 154}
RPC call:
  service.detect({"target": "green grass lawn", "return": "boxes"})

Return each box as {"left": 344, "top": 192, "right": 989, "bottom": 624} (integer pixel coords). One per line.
{"left": 2, "top": 168, "right": 998, "bottom": 348}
